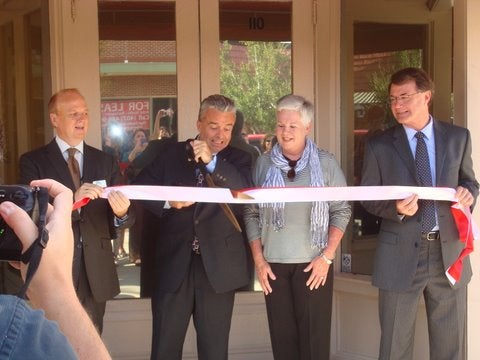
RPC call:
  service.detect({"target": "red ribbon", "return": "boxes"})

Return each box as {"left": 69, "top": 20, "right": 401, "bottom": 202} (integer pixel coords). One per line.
{"left": 72, "top": 197, "right": 90, "bottom": 211}
{"left": 446, "top": 204, "right": 476, "bottom": 284}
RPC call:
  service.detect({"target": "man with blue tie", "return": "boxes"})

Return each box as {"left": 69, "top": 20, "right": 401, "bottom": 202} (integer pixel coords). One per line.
{"left": 361, "top": 67, "right": 478, "bottom": 360}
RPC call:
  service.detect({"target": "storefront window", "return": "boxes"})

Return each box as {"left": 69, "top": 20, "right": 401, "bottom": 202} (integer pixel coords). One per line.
{"left": 219, "top": 1, "right": 292, "bottom": 153}
{"left": 219, "top": 0, "right": 292, "bottom": 290}
{"left": 342, "top": 22, "right": 427, "bottom": 275}
{"left": 98, "top": 1, "right": 177, "bottom": 299}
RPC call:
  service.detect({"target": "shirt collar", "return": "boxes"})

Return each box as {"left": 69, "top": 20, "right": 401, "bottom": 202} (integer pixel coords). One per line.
{"left": 55, "top": 136, "right": 84, "bottom": 155}
{"left": 403, "top": 115, "right": 434, "bottom": 142}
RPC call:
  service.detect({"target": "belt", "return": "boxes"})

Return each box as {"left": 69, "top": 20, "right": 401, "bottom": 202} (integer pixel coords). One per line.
{"left": 421, "top": 231, "right": 440, "bottom": 241}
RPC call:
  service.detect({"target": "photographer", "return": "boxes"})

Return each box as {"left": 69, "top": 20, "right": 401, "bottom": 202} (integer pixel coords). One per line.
{"left": 0, "top": 179, "right": 110, "bottom": 359}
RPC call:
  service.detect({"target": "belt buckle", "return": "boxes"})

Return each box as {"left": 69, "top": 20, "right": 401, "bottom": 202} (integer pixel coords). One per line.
{"left": 424, "top": 231, "right": 439, "bottom": 241}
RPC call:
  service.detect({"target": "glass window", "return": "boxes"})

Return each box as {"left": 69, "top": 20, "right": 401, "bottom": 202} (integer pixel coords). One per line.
{"left": 98, "top": 1, "right": 177, "bottom": 299}
{"left": 343, "top": 22, "right": 428, "bottom": 275}
{"left": 219, "top": 1, "right": 292, "bottom": 154}
{"left": 0, "top": 21, "right": 15, "bottom": 184}
{"left": 219, "top": 1, "right": 292, "bottom": 290}
{"left": 0, "top": 8, "right": 45, "bottom": 185}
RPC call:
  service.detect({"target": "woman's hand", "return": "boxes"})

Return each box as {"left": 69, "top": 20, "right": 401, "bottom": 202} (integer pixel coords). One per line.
{"left": 304, "top": 255, "right": 330, "bottom": 290}
{"left": 254, "top": 257, "right": 276, "bottom": 295}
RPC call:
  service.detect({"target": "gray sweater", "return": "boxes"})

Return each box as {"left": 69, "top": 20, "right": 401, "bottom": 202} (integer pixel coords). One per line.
{"left": 244, "top": 149, "right": 351, "bottom": 263}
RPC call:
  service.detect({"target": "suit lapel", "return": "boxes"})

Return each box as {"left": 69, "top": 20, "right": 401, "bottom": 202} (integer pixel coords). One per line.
{"left": 391, "top": 126, "right": 418, "bottom": 183}
{"left": 82, "top": 144, "right": 97, "bottom": 184}
{"left": 46, "top": 140, "right": 77, "bottom": 191}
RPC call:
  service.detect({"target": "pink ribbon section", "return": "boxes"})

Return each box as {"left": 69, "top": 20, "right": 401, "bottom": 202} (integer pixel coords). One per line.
{"left": 72, "top": 185, "right": 477, "bottom": 285}
{"left": 95, "top": 185, "right": 458, "bottom": 204}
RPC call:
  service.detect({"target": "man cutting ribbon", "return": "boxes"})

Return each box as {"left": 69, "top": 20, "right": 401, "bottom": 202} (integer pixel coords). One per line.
{"left": 132, "top": 94, "right": 252, "bottom": 360}
{"left": 360, "top": 68, "right": 479, "bottom": 360}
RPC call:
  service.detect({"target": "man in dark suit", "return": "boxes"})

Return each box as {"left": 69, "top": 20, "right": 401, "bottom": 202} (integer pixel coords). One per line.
{"left": 19, "top": 88, "right": 133, "bottom": 333}
{"left": 133, "top": 94, "right": 252, "bottom": 360}
{"left": 361, "top": 68, "right": 478, "bottom": 360}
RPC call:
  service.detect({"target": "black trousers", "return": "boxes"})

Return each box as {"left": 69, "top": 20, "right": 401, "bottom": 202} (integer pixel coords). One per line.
{"left": 150, "top": 254, "right": 235, "bottom": 360}
{"left": 76, "top": 253, "right": 106, "bottom": 333}
{"left": 265, "top": 262, "right": 334, "bottom": 360}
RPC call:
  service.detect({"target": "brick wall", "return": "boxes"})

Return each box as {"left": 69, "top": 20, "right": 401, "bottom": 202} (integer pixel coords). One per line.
{"left": 100, "top": 75, "right": 177, "bottom": 98}
{"left": 100, "top": 40, "right": 177, "bottom": 98}
{"left": 99, "top": 40, "right": 176, "bottom": 63}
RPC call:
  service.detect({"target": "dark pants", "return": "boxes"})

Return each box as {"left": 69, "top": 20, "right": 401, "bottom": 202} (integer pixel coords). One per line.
{"left": 378, "top": 238, "right": 466, "bottom": 360}
{"left": 150, "top": 254, "right": 235, "bottom": 360}
{"left": 265, "top": 262, "right": 334, "bottom": 360}
{"left": 76, "top": 253, "right": 106, "bottom": 333}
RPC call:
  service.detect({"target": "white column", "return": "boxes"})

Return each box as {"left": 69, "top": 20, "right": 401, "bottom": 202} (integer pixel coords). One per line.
{"left": 48, "top": 0, "right": 101, "bottom": 147}
{"left": 176, "top": 0, "right": 201, "bottom": 139}
{"left": 313, "top": 0, "right": 341, "bottom": 155}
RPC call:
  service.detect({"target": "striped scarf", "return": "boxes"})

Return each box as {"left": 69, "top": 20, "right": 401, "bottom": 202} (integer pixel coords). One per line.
{"left": 260, "top": 138, "right": 329, "bottom": 250}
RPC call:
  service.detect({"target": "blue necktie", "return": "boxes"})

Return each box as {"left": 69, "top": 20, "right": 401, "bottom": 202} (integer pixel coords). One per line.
{"left": 414, "top": 132, "right": 436, "bottom": 232}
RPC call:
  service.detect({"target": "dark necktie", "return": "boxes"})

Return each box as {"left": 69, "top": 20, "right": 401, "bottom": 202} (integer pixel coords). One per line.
{"left": 67, "top": 148, "right": 81, "bottom": 190}
{"left": 414, "top": 132, "right": 436, "bottom": 232}
{"left": 191, "top": 168, "right": 204, "bottom": 254}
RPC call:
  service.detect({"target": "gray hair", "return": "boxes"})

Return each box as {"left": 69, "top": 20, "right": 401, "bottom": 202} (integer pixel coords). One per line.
{"left": 276, "top": 94, "right": 314, "bottom": 125}
{"left": 198, "top": 94, "right": 236, "bottom": 120}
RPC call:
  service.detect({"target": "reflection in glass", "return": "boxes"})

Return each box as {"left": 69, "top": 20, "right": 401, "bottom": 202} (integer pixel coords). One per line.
{"left": 345, "top": 22, "right": 427, "bottom": 275}
{"left": 220, "top": 1, "right": 292, "bottom": 291}
{"left": 26, "top": 10, "right": 46, "bottom": 152}
{"left": 0, "top": 21, "right": 16, "bottom": 185}
{"left": 220, "top": 41, "right": 291, "bottom": 135}
{"left": 98, "top": 1, "right": 177, "bottom": 299}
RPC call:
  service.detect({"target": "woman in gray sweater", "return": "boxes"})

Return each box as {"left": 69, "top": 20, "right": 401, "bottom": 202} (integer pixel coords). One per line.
{"left": 244, "top": 94, "right": 351, "bottom": 360}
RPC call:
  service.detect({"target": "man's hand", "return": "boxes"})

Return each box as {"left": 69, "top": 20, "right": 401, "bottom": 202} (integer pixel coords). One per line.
{"left": 396, "top": 194, "right": 419, "bottom": 216}
{"left": 455, "top": 186, "right": 474, "bottom": 208}
{"left": 191, "top": 139, "right": 213, "bottom": 164}
{"left": 107, "top": 190, "right": 130, "bottom": 218}
{"left": 0, "top": 179, "right": 75, "bottom": 302}
{"left": 168, "top": 200, "right": 195, "bottom": 209}
{"left": 74, "top": 182, "right": 104, "bottom": 202}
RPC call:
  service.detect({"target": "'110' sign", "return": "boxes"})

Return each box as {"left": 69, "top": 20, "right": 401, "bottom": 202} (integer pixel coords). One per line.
{"left": 249, "top": 17, "right": 265, "bottom": 30}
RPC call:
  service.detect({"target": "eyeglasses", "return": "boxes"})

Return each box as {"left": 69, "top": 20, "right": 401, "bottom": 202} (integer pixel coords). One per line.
{"left": 287, "top": 159, "right": 297, "bottom": 180}
{"left": 388, "top": 91, "right": 425, "bottom": 105}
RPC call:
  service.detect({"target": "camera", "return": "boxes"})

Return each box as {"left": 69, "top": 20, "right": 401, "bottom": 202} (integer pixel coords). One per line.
{"left": 0, "top": 185, "right": 40, "bottom": 261}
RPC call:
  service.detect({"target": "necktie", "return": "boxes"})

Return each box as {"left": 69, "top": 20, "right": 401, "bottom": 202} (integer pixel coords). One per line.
{"left": 196, "top": 170, "right": 205, "bottom": 187}
{"left": 67, "top": 148, "right": 81, "bottom": 190}
{"left": 192, "top": 168, "right": 204, "bottom": 254}
{"left": 414, "top": 132, "right": 436, "bottom": 232}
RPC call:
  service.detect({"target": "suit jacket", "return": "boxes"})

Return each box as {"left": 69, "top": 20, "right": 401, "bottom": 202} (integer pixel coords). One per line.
{"left": 133, "top": 141, "right": 252, "bottom": 294}
{"left": 19, "top": 139, "right": 132, "bottom": 302}
{"left": 361, "top": 119, "right": 479, "bottom": 291}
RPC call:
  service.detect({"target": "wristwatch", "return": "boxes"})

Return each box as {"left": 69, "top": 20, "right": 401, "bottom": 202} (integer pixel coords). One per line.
{"left": 320, "top": 253, "right": 333, "bottom": 265}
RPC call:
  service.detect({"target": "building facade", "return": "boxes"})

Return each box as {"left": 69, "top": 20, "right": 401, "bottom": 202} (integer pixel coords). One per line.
{"left": 1, "top": 0, "right": 480, "bottom": 359}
